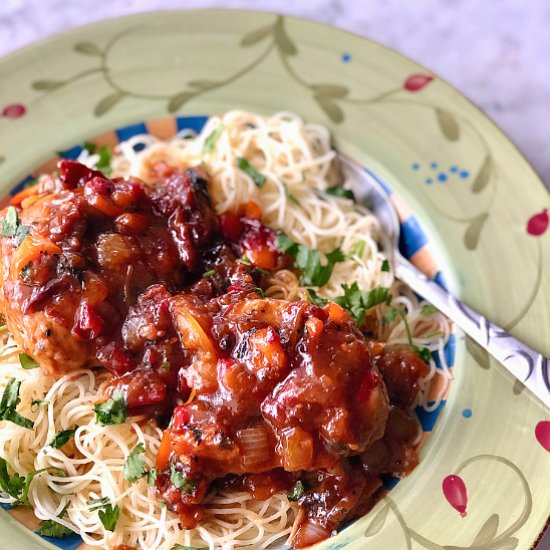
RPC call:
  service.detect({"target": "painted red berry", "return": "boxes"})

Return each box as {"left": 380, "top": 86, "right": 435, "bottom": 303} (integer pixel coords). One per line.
{"left": 442, "top": 474, "right": 468, "bottom": 517}
{"left": 526, "top": 208, "right": 548, "bottom": 236}
{"left": 403, "top": 74, "right": 434, "bottom": 92}
{"left": 2, "top": 104, "right": 26, "bottom": 118}
{"left": 535, "top": 420, "right": 550, "bottom": 453}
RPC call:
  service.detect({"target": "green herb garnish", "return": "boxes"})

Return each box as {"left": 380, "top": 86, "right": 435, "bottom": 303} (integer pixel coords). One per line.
{"left": 202, "top": 125, "right": 225, "bottom": 154}
{"left": 37, "top": 501, "right": 72, "bottom": 538}
{"left": 421, "top": 304, "right": 438, "bottom": 315}
{"left": 94, "top": 391, "right": 127, "bottom": 426}
{"left": 49, "top": 428, "right": 77, "bottom": 450}
{"left": 86, "top": 496, "right": 110, "bottom": 511}
{"left": 381, "top": 259, "right": 390, "bottom": 272}
{"left": 1, "top": 206, "right": 29, "bottom": 245}
{"left": 0, "top": 378, "right": 34, "bottom": 429}
{"left": 277, "top": 234, "right": 345, "bottom": 287}
{"left": 287, "top": 480, "right": 307, "bottom": 502}
{"left": 98, "top": 502, "right": 120, "bottom": 532}
{"left": 123, "top": 443, "right": 147, "bottom": 483}
{"left": 306, "top": 289, "right": 328, "bottom": 308}
{"left": 333, "top": 283, "right": 391, "bottom": 325}
{"left": 237, "top": 157, "right": 266, "bottom": 188}
{"left": 19, "top": 353, "right": 39, "bottom": 370}
{"left": 325, "top": 187, "right": 355, "bottom": 201}
{"left": 147, "top": 468, "right": 157, "bottom": 486}
{"left": 202, "top": 269, "right": 216, "bottom": 278}
{"left": 349, "top": 240, "right": 366, "bottom": 258}
{"left": 170, "top": 463, "right": 195, "bottom": 494}
{"left": 95, "top": 146, "right": 112, "bottom": 175}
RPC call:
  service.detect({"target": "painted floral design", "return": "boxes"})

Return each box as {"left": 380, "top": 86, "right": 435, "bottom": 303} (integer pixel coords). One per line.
{"left": 364, "top": 454, "right": 532, "bottom": 549}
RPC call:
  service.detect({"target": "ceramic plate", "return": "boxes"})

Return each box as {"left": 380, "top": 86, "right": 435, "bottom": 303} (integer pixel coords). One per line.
{"left": 0, "top": 9, "right": 548, "bottom": 550}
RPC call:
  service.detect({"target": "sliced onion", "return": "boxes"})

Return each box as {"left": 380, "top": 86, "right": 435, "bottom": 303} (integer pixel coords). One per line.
{"left": 237, "top": 424, "right": 272, "bottom": 467}
{"left": 292, "top": 519, "right": 332, "bottom": 548}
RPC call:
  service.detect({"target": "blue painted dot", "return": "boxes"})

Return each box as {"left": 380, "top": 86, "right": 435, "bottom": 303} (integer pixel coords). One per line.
{"left": 462, "top": 408, "right": 472, "bottom": 418}
{"left": 450, "top": 165, "right": 458, "bottom": 173}
{"left": 430, "top": 162, "right": 438, "bottom": 169}
{"left": 459, "top": 170, "right": 470, "bottom": 179}
{"left": 411, "top": 162, "right": 420, "bottom": 170}
{"left": 425, "top": 178, "right": 433, "bottom": 184}
{"left": 341, "top": 52, "right": 352, "bottom": 63}
{"left": 438, "top": 172, "right": 448, "bottom": 182}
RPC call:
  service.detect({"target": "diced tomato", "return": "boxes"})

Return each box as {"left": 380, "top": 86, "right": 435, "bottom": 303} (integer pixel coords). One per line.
{"left": 72, "top": 300, "right": 104, "bottom": 339}
{"left": 219, "top": 213, "right": 245, "bottom": 241}
{"left": 171, "top": 405, "right": 191, "bottom": 429}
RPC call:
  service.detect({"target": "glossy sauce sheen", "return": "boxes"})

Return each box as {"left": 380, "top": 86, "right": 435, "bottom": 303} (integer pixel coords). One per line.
{"left": 0, "top": 162, "right": 429, "bottom": 548}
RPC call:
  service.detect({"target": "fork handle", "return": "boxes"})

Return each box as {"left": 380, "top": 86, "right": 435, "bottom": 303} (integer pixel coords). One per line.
{"left": 395, "top": 257, "right": 550, "bottom": 408}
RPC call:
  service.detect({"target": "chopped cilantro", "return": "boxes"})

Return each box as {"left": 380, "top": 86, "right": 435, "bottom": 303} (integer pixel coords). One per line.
{"left": 283, "top": 183, "right": 299, "bottom": 205}
{"left": 83, "top": 141, "right": 97, "bottom": 154}
{"left": 86, "top": 496, "right": 110, "bottom": 510}
{"left": 0, "top": 378, "right": 34, "bottom": 429}
{"left": 31, "top": 398, "right": 49, "bottom": 409}
{"left": 202, "top": 269, "right": 216, "bottom": 278}
{"left": 421, "top": 304, "right": 438, "bottom": 315}
{"left": 325, "top": 186, "right": 355, "bottom": 201}
{"left": 94, "top": 391, "right": 127, "bottom": 426}
{"left": 123, "top": 443, "right": 147, "bottom": 483}
{"left": 37, "top": 501, "right": 72, "bottom": 538}
{"left": 276, "top": 234, "right": 299, "bottom": 255}
{"left": 349, "top": 240, "right": 366, "bottom": 258}
{"left": 381, "top": 259, "right": 390, "bottom": 272}
{"left": 170, "top": 463, "right": 195, "bottom": 494}
{"left": 253, "top": 287, "right": 266, "bottom": 298}
{"left": 0, "top": 458, "right": 65, "bottom": 507}
{"left": 307, "top": 288, "right": 328, "bottom": 308}
{"left": 98, "top": 502, "right": 120, "bottom": 532}
{"left": 19, "top": 353, "right": 39, "bottom": 370}
{"left": 236, "top": 157, "right": 266, "bottom": 188}
{"left": 95, "top": 146, "right": 112, "bottom": 175}
{"left": 147, "top": 467, "right": 157, "bottom": 486}
{"left": 171, "top": 546, "right": 199, "bottom": 550}
{"left": 415, "top": 346, "right": 432, "bottom": 363}
{"left": 202, "top": 125, "right": 225, "bottom": 154}
{"left": 333, "top": 283, "right": 391, "bottom": 325}
{"left": 287, "top": 480, "right": 307, "bottom": 502}
{"left": 238, "top": 254, "right": 252, "bottom": 266}
{"left": 277, "top": 234, "right": 345, "bottom": 287}
{"left": 1, "top": 206, "right": 30, "bottom": 245}
{"left": 382, "top": 307, "right": 414, "bottom": 346}
{"left": 49, "top": 428, "right": 77, "bottom": 450}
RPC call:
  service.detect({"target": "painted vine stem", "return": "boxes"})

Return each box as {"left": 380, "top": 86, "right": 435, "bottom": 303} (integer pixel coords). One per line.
{"left": 364, "top": 455, "right": 531, "bottom": 550}
{"left": 28, "top": 16, "right": 545, "bottom": 344}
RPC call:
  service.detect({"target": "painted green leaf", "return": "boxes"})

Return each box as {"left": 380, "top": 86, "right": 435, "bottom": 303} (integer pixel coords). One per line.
{"left": 240, "top": 24, "right": 273, "bottom": 46}
{"left": 364, "top": 503, "right": 388, "bottom": 537}
{"left": 74, "top": 42, "right": 103, "bottom": 56}
{"left": 464, "top": 212, "right": 489, "bottom": 250}
{"left": 472, "top": 156, "right": 492, "bottom": 193}
{"left": 314, "top": 95, "right": 344, "bottom": 123}
{"left": 167, "top": 91, "right": 195, "bottom": 113}
{"left": 512, "top": 378, "right": 525, "bottom": 395}
{"left": 31, "top": 80, "right": 66, "bottom": 91}
{"left": 436, "top": 108, "right": 460, "bottom": 141}
{"left": 471, "top": 514, "right": 499, "bottom": 544}
{"left": 311, "top": 84, "right": 349, "bottom": 98}
{"left": 0, "top": 156, "right": 5, "bottom": 165}
{"left": 466, "top": 335, "right": 490, "bottom": 369}
{"left": 494, "top": 538, "right": 519, "bottom": 550}
{"left": 187, "top": 80, "right": 219, "bottom": 91}
{"left": 94, "top": 92, "right": 124, "bottom": 117}
{"left": 273, "top": 17, "right": 297, "bottom": 56}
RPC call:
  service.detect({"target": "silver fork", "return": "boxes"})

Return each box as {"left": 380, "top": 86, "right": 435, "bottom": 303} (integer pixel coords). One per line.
{"left": 340, "top": 155, "right": 550, "bottom": 408}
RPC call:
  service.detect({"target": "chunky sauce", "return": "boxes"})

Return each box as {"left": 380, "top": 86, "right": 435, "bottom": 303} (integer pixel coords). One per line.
{"left": 0, "top": 161, "right": 429, "bottom": 548}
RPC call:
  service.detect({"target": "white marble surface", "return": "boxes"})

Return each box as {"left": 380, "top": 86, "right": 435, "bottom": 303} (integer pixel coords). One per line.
{"left": 0, "top": 0, "right": 549, "bottom": 191}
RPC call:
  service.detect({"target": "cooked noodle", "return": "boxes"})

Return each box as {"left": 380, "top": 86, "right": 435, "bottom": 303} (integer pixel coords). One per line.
{"left": 0, "top": 111, "right": 451, "bottom": 549}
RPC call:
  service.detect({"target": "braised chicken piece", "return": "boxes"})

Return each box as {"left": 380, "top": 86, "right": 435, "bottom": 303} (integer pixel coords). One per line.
{"left": 0, "top": 160, "right": 430, "bottom": 548}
